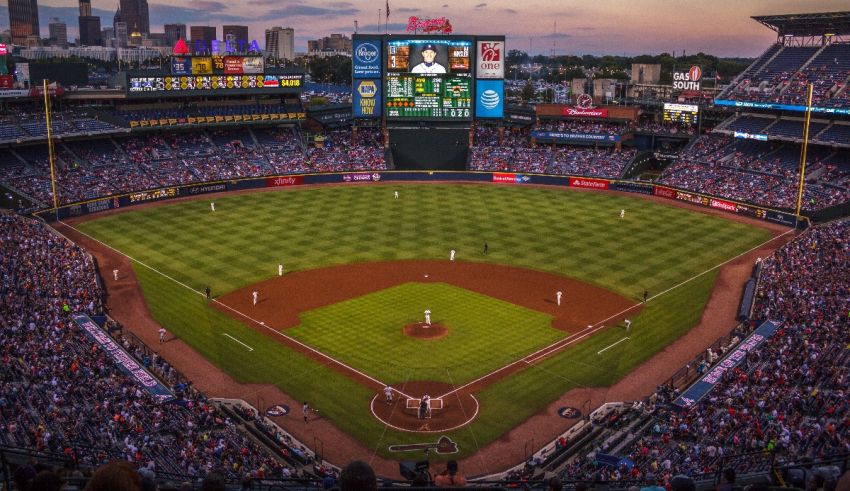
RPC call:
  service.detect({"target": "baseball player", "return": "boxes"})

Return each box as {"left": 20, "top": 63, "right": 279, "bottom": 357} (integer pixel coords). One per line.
{"left": 211, "top": 202, "right": 216, "bottom": 212}
{"left": 643, "top": 290, "right": 648, "bottom": 303}
{"left": 483, "top": 242, "right": 488, "bottom": 255}
{"left": 278, "top": 264, "right": 284, "bottom": 276}
{"left": 252, "top": 291, "right": 258, "bottom": 306}
{"left": 556, "top": 291, "right": 563, "bottom": 306}
{"left": 624, "top": 319, "right": 632, "bottom": 332}
{"left": 424, "top": 309, "right": 432, "bottom": 326}
{"left": 450, "top": 249, "right": 456, "bottom": 261}
{"left": 158, "top": 327, "right": 166, "bottom": 344}
{"left": 113, "top": 269, "right": 119, "bottom": 281}
{"left": 302, "top": 401, "right": 309, "bottom": 423}
{"left": 394, "top": 190, "right": 399, "bottom": 199}
{"left": 411, "top": 44, "right": 446, "bottom": 74}
{"left": 205, "top": 286, "right": 211, "bottom": 299}
{"left": 384, "top": 386, "right": 393, "bottom": 404}
{"left": 619, "top": 209, "right": 625, "bottom": 219}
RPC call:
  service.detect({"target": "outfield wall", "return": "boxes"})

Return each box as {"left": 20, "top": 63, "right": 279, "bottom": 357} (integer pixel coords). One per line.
{"left": 38, "top": 171, "right": 798, "bottom": 227}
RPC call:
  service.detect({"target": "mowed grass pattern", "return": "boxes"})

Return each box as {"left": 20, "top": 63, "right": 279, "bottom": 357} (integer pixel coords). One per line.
{"left": 289, "top": 282, "right": 562, "bottom": 384}
{"left": 76, "top": 183, "right": 774, "bottom": 458}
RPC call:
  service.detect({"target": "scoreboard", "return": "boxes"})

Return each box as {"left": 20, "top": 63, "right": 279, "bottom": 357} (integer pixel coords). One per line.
{"left": 663, "top": 103, "right": 699, "bottom": 125}
{"left": 385, "top": 38, "right": 473, "bottom": 121}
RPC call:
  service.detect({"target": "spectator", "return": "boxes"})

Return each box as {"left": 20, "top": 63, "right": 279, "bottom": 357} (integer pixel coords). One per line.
{"left": 339, "top": 460, "right": 377, "bottom": 491}
{"left": 435, "top": 460, "right": 467, "bottom": 487}
{"left": 84, "top": 461, "right": 142, "bottom": 491}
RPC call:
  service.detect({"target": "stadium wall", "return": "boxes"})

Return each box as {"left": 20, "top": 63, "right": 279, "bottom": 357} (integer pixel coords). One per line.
{"left": 37, "top": 171, "right": 799, "bottom": 227}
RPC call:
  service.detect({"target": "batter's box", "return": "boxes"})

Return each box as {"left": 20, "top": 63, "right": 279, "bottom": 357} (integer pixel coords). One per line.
{"left": 406, "top": 398, "right": 444, "bottom": 419}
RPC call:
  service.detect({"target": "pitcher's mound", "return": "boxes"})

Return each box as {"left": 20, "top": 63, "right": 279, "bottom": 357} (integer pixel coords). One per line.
{"left": 403, "top": 322, "right": 448, "bottom": 340}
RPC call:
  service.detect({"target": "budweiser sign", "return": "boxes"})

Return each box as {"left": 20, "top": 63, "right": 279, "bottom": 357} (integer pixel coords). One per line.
{"left": 562, "top": 107, "right": 608, "bottom": 118}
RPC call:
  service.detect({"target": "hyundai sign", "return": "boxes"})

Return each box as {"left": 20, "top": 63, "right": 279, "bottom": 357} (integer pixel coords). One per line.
{"left": 353, "top": 40, "right": 381, "bottom": 79}
{"left": 475, "top": 80, "right": 504, "bottom": 118}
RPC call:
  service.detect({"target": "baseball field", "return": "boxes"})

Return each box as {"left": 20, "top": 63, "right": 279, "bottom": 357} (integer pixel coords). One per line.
{"left": 73, "top": 183, "right": 774, "bottom": 462}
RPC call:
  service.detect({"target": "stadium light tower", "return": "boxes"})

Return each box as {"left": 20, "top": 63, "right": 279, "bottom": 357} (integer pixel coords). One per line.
{"left": 795, "top": 83, "right": 813, "bottom": 218}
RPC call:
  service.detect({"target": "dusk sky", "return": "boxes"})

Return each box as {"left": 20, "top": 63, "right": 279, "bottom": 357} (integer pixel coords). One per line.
{"left": 2, "top": 0, "right": 848, "bottom": 57}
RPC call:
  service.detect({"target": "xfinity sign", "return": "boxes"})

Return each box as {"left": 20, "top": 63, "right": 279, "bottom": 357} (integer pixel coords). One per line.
{"left": 673, "top": 65, "right": 702, "bottom": 91}
{"left": 353, "top": 40, "right": 382, "bottom": 79}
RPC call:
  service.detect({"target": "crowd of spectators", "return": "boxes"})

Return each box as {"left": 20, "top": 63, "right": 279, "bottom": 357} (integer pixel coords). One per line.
{"left": 635, "top": 121, "right": 697, "bottom": 137}
{"left": 0, "top": 212, "right": 305, "bottom": 485}
{"left": 536, "top": 120, "right": 626, "bottom": 136}
{"left": 470, "top": 126, "right": 635, "bottom": 178}
{"left": 659, "top": 135, "right": 850, "bottom": 212}
{"left": 0, "top": 126, "right": 389, "bottom": 207}
{"left": 549, "top": 219, "right": 850, "bottom": 484}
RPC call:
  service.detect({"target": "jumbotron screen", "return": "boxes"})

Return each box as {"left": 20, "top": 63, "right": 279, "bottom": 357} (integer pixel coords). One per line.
{"left": 385, "top": 38, "right": 473, "bottom": 120}
{"left": 663, "top": 103, "right": 699, "bottom": 125}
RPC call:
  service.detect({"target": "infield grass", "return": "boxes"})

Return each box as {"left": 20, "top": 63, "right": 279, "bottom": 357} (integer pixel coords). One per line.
{"left": 76, "top": 183, "right": 774, "bottom": 459}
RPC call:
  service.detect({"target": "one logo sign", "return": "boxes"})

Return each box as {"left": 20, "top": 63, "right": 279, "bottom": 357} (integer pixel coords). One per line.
{"left": 388, "top": 436, "right": 459, "bottom": 454}
{"left": 557, "top": 406, "right": 582, "bottom": 419}
{"left": 477, "top": 40, "right": 504, "bottom": 79}
{"left": 355, "top": 43, "right": 379, "bottom": 64}
{"left": 577, "top": 93, "right": 594, "bottom": 109}
{"left": 480, "top": 89, "right": 500, "bottom": 109}
{"left": 266, "top": 404, "right": 290, "bottom": 417}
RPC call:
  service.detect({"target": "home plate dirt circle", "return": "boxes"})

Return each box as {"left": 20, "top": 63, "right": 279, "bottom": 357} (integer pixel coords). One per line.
{"left": 371, "top": 381, "right": 479, "bottom": 432}
{"left": 403, "top": 322, "right": 448, "bottom": 340}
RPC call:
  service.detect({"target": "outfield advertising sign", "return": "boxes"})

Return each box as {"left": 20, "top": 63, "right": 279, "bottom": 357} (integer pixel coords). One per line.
{"left": 569, "top": 177, "right": 609, "bottom": 190}
{"left": 475, "top": 80, "right": 504, "bottom": 118}
{"left": 353, "top": 40, "right": 382, "bottom": 79}
{"left": 532, "top": 131, "right": 620, "bottom": 143}
{"left": 266, "top": 176, "right": 304, "bottom": 187}
{"left": 674, "top": 321, "right": 780, "bottom": 408}
{"left": 714, "top": 99, "right": 850, "bottom": 116}
{"left": 353, "top": 79, "right": 381, "bottom": 118}
{"left": 491, "top": 173, "right": 530, "bottom": 183}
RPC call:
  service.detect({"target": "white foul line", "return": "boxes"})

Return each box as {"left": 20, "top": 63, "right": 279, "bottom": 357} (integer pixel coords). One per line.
{"left": 223, "top": 333, "right": 254, "bottom": 351}
{"left": 597, "top": 337, "right": 629, "bottom": 355}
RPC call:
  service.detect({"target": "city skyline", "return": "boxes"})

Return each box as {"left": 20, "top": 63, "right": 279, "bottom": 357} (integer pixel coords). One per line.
{"left": 2, "top": 0, "right": 849, "bottom": 56}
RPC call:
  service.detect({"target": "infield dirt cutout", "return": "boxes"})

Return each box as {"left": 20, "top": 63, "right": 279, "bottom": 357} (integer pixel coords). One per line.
{"left": 213, "top": 259, "right": 639, "bottom": 432}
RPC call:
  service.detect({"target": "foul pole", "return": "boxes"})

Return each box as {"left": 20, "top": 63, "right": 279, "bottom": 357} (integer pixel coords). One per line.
{"left": 43, "top": 79, "right": 59, "bottom": 220}
{"left": 795, "top": 83, "right": 813, "bottom": 218}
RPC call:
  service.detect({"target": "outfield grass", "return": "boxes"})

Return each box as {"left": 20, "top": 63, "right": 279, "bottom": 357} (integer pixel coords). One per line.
{"left": 288, "top": 282, "right": 562, "bottom": 384}
{"left": 76, "top": 183, "right": 774, "bottom": 459}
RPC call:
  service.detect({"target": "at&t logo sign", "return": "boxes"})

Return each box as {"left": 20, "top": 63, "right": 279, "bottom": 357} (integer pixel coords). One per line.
{"left": 480, "top": 89, "right": 500, "bottom": 109}
{"left": 355, "top": 43, "right": 379, "bottom": 64}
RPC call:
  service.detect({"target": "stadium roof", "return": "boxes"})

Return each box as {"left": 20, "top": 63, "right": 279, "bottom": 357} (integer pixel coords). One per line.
{"left": 752, "top": 11, "right": 850, "bottom": 37}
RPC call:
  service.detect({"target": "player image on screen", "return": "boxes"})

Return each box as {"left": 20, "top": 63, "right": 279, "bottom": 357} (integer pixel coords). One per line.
{"left": 411, "top": 43, "right": 447, "bottom": 74}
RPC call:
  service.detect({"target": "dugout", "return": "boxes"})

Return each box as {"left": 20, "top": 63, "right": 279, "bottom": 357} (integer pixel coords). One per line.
{"left": 388, "top": 125, "right": 470, "bottom": 170}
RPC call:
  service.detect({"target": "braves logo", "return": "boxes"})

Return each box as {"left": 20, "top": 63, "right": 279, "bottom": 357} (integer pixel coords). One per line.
{"left": 577, "top": 93, "right": 593, "bottom": 109}
{"left": 481, "top": 42, "right": 502, "bottom": 62}
{"left": 557, "top": 406, "right": 582, "bottom": 419}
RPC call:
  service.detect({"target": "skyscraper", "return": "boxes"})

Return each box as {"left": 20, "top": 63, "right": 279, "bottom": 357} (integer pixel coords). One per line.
{"left": 265, "top": 27, "right": 295, "bottom": 61}
{"left": 190, "top": 26, "right": 216, "bottom": 54}
{"left": 48, "top": 17, "right": 67, "bottom": 47}
{"left": 8, "top": 0, "right": 40, "bottom": 45}
{"left": 79, "top": 0, "right": 102, "bottom": 46}
{"left": 119, "top": 0, "right": 149, "bottom": 35}
{"left": 164, "top": 23, "right": 186, "bottom": 47}
{"left": 222, "top": 25, "right": 249, "bottom": 51}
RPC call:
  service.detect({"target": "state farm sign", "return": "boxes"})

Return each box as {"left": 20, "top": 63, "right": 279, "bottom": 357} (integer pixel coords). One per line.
{"left": 569, "top": 177, "right": 609, "bottom": 190}
{"left": 562, "top": 107, "right": 608, "bottom": 118}
{"left": 477, "top": 41, "right": 504, "bottom": 79}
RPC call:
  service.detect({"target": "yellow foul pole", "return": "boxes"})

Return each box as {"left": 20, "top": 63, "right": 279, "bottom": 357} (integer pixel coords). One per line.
{"left": 795, "top": 83, "right": 813, "bottom": 218}
{"left": 44, "top": 79, "right": 59, "bottom": 214}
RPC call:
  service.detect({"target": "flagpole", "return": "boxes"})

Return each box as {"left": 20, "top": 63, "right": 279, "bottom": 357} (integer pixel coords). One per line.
{"left": 378, "top": 9, "right": 381, "bottom": 33}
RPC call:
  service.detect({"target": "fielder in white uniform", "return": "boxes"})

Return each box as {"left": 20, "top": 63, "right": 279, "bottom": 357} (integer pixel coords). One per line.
{"left": 410, "top": 44, "right": 446, "bottom": 74}
{"left": 556, "top": 291, "right": 562, "bottom": 306}
{"left": 384, "top": 386, "right": 393, "bottom": 404}
{"left": 158, "top": 327, "right": 166, "bottom": 344}
{"left": 619, "top": 209, "right": 625, "bottom": 219}
{"left": 450, "top": 249, "right": 456, "bottom": 261}
{"left": 252, "top": 290, "right": 258, "bottom": 306}
{"left": 424, "top": 309, "right": 431, "bottom": 326}
{"left": 278, "top": 264, "right": 284, "bottom": 276}
{"left": 113, "top": 269, "right": 119, "bottom": 281}
{"left": 394, "top": 191, "right": 399, "bottom": 199}
{"left": 211, "top": 202, "right": 216, "bottom": 212}
{"left": 624, "top": 319, "right": 632, "bottom": 332}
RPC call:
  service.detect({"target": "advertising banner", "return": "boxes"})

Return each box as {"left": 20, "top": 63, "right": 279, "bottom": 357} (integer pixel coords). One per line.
{"left": 0, "top": 75, "right": 13, "bottom": 89}
{"left": 714, "top": 99, "right": 850, "bottom": 116}
{"left": 709, "top": 198, "right": 737, "bottom": 213}
{"left": 223, "top": 56, "right": 243, "bottom": 74}
{"left": 673, "top": 321, "right": 779, "bottom": 408}
{"left": 242, "top": 57, "right": 264, "bottom": 74}
{"left": 476, "top": 40, "right": 505, "bottom": 79}
{"left": 653, "top": 186, "right": 676, "bottom": 199}
{"left": 491, "top": 173, "right": 530, "bottom": 183}
{"left": 191, "top": 57, "right": 213, "bottom": 74}
{"left": 475, "top": 80, "right": 504, "bottom": 118}
{"left": 265, "top": 175, "right": 304, "bottom": 187}
{"left": 171, "top": 57, "right": 191, "bottom": 75}
{"left": 532, "top": 131, "right": 620, "bottom": 143}
{"left": 673, "top": 65, "right": 702, "bottom": 91}
{"left": 611, "top": 181, "right": 653, "bottom": 195}
{"left": 562, "top": 107, "right": 608, "bottom": 118}
{"left": 353, "top": 39, "right": 382, "bottom": 79}
{"left": 734, "top": 131, "right": 768, "bottom": 141}
{"left": 569, "top": 177, "right": 609, "bottom": 190}
{"left": 73, "top": 314, "right": 176, "bottom": 403}
{"left": 353, "top": 79, "right": 381, "bottom": 118}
